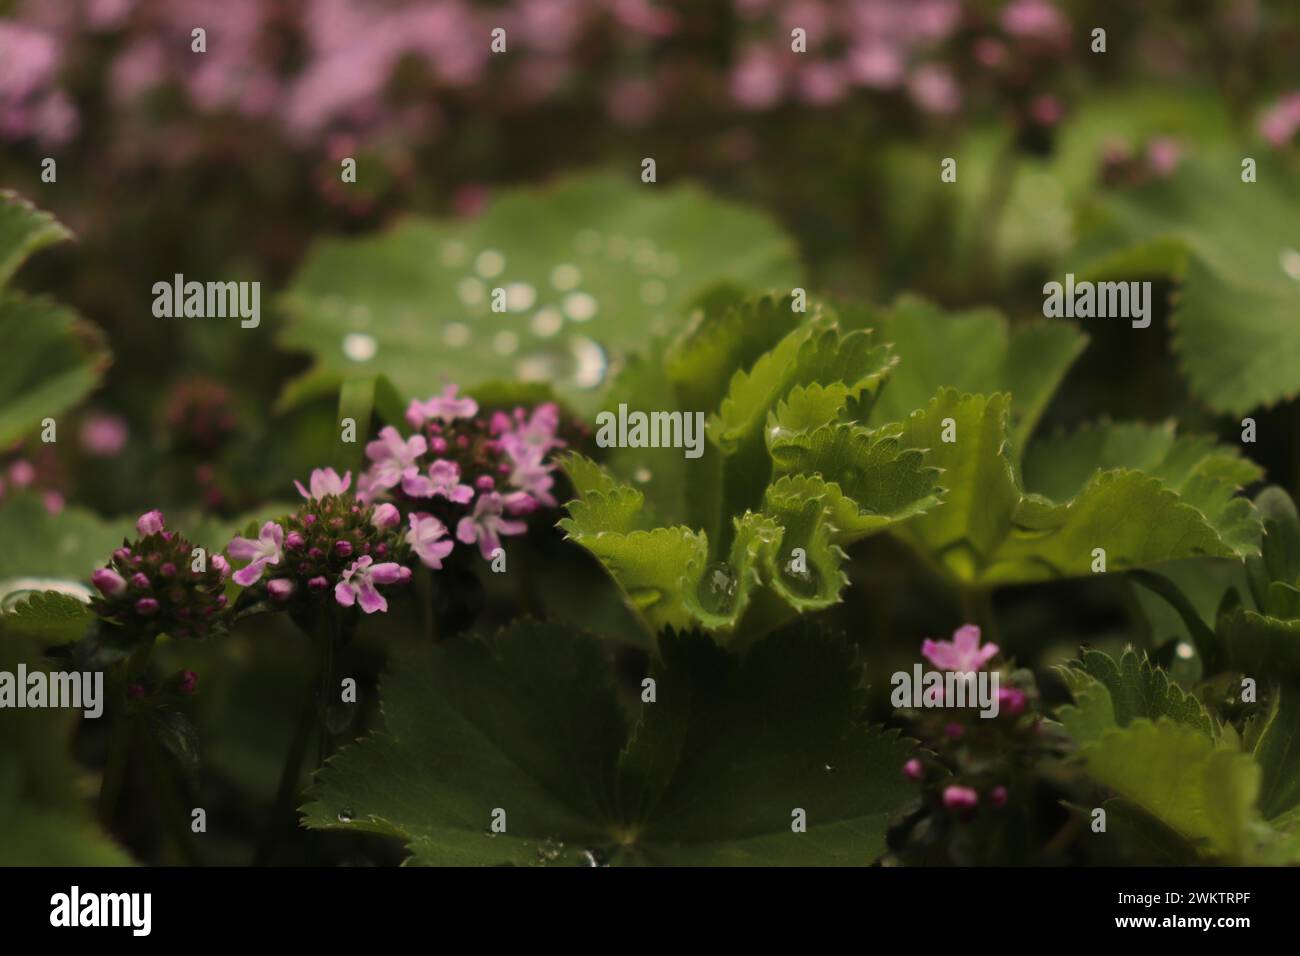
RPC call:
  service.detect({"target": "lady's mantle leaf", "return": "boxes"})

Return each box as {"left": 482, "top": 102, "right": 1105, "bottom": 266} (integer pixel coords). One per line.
{"left": 280, "top": 175, "right": 800, "bottom": 413}
{"left": 891, "top": 390, "right": 1261, "bottom": 586}
{"left": 302, "top": 622, "right": 918, "bottom": 866}
{"left": 0, "top": 192, "right": 110, "bottom": 447}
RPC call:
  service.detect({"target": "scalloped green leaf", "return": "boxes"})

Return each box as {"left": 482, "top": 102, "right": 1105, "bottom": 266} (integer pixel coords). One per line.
{"left": 303, "top": 623, "right": 920, "bottom": 865}
{"left": 862, "top": 295, "right": 1086, "bottom": 449}
{"left": 1077, "top": 156, "right": 1300, "bottom": 414}
{"left": 0, "top": 591, "right": 93, "bottom": 647}
{"left": 889, "top": 389, "right": 1259, "bottom": 586}
{"left": 281, "top": 175, "right": 801, "bottom": 414}
{"left": 1059, "top": 649, "right": 1216, "bottom": 738}
{"left": 0, "top": 193, "right": 110, "bottom": 447}
{"left": 1252, "top": 684, "right": 1300, "bottom": 823}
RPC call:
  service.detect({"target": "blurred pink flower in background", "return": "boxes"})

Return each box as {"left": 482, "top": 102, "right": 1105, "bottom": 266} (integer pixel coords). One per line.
{"left": 908, "top": 65, "right": 961, "bottom": 115}
{"left": 80, "top": 412, "right": 129, "bottom": 457}
{"left": 1259, "top": 91, "right": 1300, "bottom": 147}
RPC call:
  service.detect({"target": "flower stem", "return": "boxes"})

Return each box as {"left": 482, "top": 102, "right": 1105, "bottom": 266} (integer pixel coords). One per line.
{"left": 252, "top": 679, "right": 317, "bottom": 866}
{"left": 97, "top": 638, "right": 155, "bottom": 825}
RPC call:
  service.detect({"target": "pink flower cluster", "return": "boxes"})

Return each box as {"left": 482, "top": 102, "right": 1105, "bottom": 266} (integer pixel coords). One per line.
{"left": 357, "top": 386, "right": 565, "bottom": 564}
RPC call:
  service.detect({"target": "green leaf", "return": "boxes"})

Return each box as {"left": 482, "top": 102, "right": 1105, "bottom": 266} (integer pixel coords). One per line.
{"left": 1073, "top": 718, "right": 1260, "bottom": 860}
{"left": 0, "top": 629, "right": 132, "bottom": 865}
{"left": 891, "top": 390, "right": 1020, "bottom": 582}
{"left": 0, "top": 494, "right": 134, "bottom": 587}
{"left": 0, "top": 591, "right": 93, "bottom": 647}
{"left": 890, "top": 391, "right": 1259, "bottom": 586}
{"left": 1059, "top": 649, "right": 1216, "bottom": 738}
{"left": 862, "top": 295, "right": 1086, "bottom": 449}
{"left": 281, "top": 174, "right": 801, "bottom": 414}
{"left": 1220, "top": 606, "right": 1300, "bottom": 681}
{"left": 1077, "top": 156, "right": 1300, "bottom": 413}
{"left": 0, "top": 189, "right": 72, "bottom": 285}
{"left": 303, "top": 622, "right": 919, "bottom": 865}
{"left": 1252, "top": 684, "right": 1300, "bottom": 823}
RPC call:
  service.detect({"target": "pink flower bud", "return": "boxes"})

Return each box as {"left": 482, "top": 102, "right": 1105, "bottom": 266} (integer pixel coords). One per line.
{"left": 160, "top": 562, "right": 177, "bottom": 577}
{"left": 475, "top": 475, "right": 496, "bottom": 491}
{"left": 267, "top": 578, "right": 295, "bottom": 602}
{"left": 91, "top": 567, "right": 127, "bottom": 596}
{"left": 334, "top": 540, "right": 353, "bottom": 557}
{"left": 942, "top": 785, "right": 979, "bottom": 812}
{"left": 990, "top": 785, "right": 1008, "bottom": 807}
{"left": 135, "top": 597, "right": 160, "bottom": 616}
{"left": 902, "top": 758, "right": 924, "bottom": 781}
{"left": 286, "top": 531, "right": 306, "bottom": 550}
{"left": 944, "top": 721, "right": 965, "bottom": 739}
{"left": 136, "top": 509, "right": 165, "bottom": 536}
{"left": 371, "top": 503, "right": 400, "bottom": 530}
{"left": 179, "top": 670, "right": 199, "bottom": 695}
{"left": 212, "top": 554, "right": 230, "bottom": 579}
{"left": 307, "top": 576, "right": 329, "bottom": 592}
{"left": 131, "top": 572, "right": 151, "bottom": 589}
{"left": 998, "top": 687, "right": 1027, "bottom": 717}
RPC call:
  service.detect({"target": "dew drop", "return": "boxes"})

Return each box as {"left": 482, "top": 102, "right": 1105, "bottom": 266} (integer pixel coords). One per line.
{"left": 457, "top": 277, "right": 485, "bottom": 305}
{"left": 535, "top": 837, "right": 564, "bottom": 865}
{"left": 475, "top": 249, "right": 506, "bottom": 278}
{"left": 531, "top": 307, "right": 563, "bottom": 338}
{"left": 568, "top": 335, "right": 607, "bottom": 389}
{"left": 1176, "top": 641, "right": 1194, "bottom": 660}
{"left": 443, "top": 322, "right": 471, "bottom": 347}
{"left": 633, "top": 467, "right": 652, "bottom": 483}
{"left": 823, "top": 763, "right": 837, "bottom": 774}
{"left": 1281, "top": 248, "right": 1300, "bottom": 282}
{"left": 550, "top": 263, "right": 582, "bottom": 291}
{"left": 516, "top": 356, "right": 555, "bottom": 382}
{"left": 439, "top": 241, "right": 467, "bottom": 267}
{"left": 697, "top": 562, "right": 738, "bottom": 616}
{"left": 505, "top": 282, "right": 536, "bottom": 312}
{"left": 782, "top": 560, "right": 821, "bottom": 599}
{"left": 342, "top": 333, "right": 377, "bottom": 362}
{"left": 493, "top": 330, "right": 520, "bottom": 355}
{"left": 582, "top": 847, "right": 610, "bottom": 867}
{"left": 337, "top": 807, "right": 354, "bottom": 823}
{"left": 563, "top": 291, "right": 599, "bottom": 322}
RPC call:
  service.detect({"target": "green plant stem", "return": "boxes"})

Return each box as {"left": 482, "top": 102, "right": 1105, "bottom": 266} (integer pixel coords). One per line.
{"left": 974, "top": 140, "right": 1019, "bottom": 285}
{"left": 97, "top": 638, "right": 155, "bottom": 825}
{"left": 253, "top": 682, "right": 317, "bottom": 866}
{"left": 141, "top": 733, "right": 203, "bottom": 865}
{"left": 962, "top": 586, "right": 1001, "bottom": 648}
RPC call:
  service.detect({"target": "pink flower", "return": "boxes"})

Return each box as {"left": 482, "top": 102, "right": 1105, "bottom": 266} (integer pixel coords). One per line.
{"left": 922, "top": 624, "right": 999, "bottom": 673}
{"left": 503, "top": 447, "right": 556, "bottom": 506}
{"left": 1029, "top": 94, "right": 1064, "bottom": 127}
{"left": 731, "top": 46, "right": 783, "bottom": 110}
{"left": 908, "top": 65, "right": 960, "bottom": 115}
{"left": 405, "top": 385, "right": 478, "bottom": 427}
{"left": 8, "top": 460, "right": 34, "bottom": 488}
{"left": 407, "top": 512, "right": 455, "bottom": 569}
{"left": 227, "top": 521, "right": 285, "bottom": 586}
{"left": 1000, "top": 0, "right": 1069, "bottom": 42}
{"left": 212, "top": 554, "right": 230, "bottom": 579}
{"left": 267, "top": 578, "right": 295, "bottom": 602}
{"left": 942, "top": 785, "right": 979, "bottom": 812}
{"left": 456, "top": 492, "right": 528, "bottom": 560}
{"left": 334, "top": 555, "right": 410, "bottom": 614}
{"left": 371, "top": 502, "right": 401, "bottom": 530}
{"left": 80, "top": 413, "right": 128, "bottom": 457}
{"left": 364, "top": 425, "right": 428, "bottom": 494}
{"left": 92, "top": 567, "right": 126, "bottom": 596}
{"left": 294, "top": 467, "right": 352, "bottom": 500}
{"left": 414, "top": 459, "right": 474, "bottom": 503}
{"left": 137, "top": 509, "right": 165, "bottom": 536}
{"left": 1147, "top": 136, "right": 1182, "bottom": 176}
{"left": 179, "top": 669, "right": 199, "bottom": 695}
{"left": 902, "top": 758, "right": 924, "bottom": 781}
